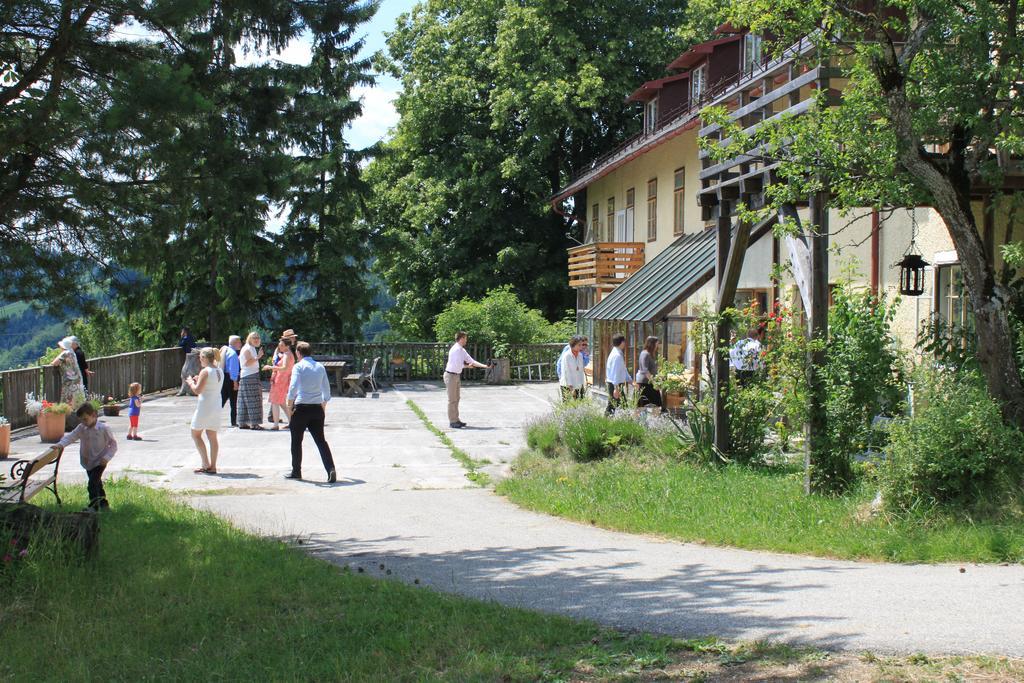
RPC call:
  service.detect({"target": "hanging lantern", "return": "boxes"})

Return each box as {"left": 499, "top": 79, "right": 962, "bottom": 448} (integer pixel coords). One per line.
{"left": 897, "top": 209, "right": 929, "bottom": 297}
{"left": 897, "top": 252, "right": 929, "bottom": 296}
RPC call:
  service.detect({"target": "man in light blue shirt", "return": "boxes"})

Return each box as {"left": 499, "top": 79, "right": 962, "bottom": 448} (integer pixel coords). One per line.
{"left": 220, "top": 335, "right": 241, "bottom": 427}
{"left": 285, "top": 341, "right": 336, "bottom": 482}
{"left": 605, "top": 333, "right": 631, "bottom": 414}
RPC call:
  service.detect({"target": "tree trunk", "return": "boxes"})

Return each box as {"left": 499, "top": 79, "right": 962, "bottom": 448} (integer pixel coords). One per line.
{"left": 927, "top": 183, "right": 1024, "bottom": 427}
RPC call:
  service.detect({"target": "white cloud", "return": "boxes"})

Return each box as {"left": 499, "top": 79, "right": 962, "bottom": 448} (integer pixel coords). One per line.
{"left": 347, "top": 84, "right": 400, "bottom": 150}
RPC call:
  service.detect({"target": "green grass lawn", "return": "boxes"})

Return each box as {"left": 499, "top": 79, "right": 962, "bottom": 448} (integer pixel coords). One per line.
{"left": 4, "top": 481, "right": 1023, "bottom": 680}
{"left": 2, "top": 480, "right": 680, "bottom": 681}
{"left": 497, "top": 450, "right": 1024, "bottom": 563}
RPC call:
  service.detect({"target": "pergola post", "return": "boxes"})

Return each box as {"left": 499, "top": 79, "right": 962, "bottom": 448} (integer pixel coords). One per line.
{"left": 713, "top": 207, "right": 732, "bottom": 455}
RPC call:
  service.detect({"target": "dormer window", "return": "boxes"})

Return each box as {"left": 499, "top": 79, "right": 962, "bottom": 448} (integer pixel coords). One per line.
{"left": 645, "top": 98, "right": 658, "bottom": 134}
{"left": 743, "top": 33, "right": 763, "bottom": 75}
{"left": 691, "top": 64, "right": 706, "bottom": 103}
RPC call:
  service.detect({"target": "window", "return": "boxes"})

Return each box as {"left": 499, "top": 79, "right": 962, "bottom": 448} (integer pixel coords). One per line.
{"left": 743, "top": 34, "right": 763, "bottom": 76}
{"left": 590, "top": 203, "right": 600, "bottom": 243}
{"left": 691, "top": 64, "right": 706, "bottom": 103}
{"left": 673, "top": 168, "right": 685, "bottom": 236}
{"left": 646, "top": 178, "right": 658, "bottom": 241}
{"left": 936, "top": 264, "right": 969, "bottom": 330}
{"left": 606, "top": 196, "right": 615, "bottom": 242}
{"left": 625, "top": 188, "right": 635, "bottom": 242}
{"left": 645, "top": 98, "right": 658, "bottom": 134}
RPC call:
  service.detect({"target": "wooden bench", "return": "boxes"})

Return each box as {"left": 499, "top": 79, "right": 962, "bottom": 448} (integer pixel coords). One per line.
{"left": 341, "top": 357, "right": 380, "bottom": 397}
{"left": 0, "top": 446, "right": 64, "bottom": 506}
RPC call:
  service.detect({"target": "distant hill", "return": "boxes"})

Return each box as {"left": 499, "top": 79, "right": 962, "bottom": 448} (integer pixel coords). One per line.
{"left": 0, "top": 303, "right": 65, "bottom": 370}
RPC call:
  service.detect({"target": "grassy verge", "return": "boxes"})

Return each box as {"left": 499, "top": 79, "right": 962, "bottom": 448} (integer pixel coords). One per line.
{"left": 406, "top": 398, "right": 490, "bottom": 486}
{"left": 4, "top": 481, "right": 1021, "bottom": 681}
{"left": 497, "top": 450, "right": 1024, "bottom": 563}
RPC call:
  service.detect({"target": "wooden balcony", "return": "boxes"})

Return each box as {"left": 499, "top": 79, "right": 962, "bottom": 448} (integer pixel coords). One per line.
{"left": 567, "top": 242, "right": 645, "bottom": 289}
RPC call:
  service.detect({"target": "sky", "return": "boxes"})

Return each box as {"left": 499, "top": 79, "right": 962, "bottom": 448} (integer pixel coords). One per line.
{"left": 259, "top": 0, "right": 419, "bottom": 150}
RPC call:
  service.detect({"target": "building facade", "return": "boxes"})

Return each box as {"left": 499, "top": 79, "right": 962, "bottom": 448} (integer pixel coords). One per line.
{"left": 552, "top": 25, "right": 1017, "bottom": 389}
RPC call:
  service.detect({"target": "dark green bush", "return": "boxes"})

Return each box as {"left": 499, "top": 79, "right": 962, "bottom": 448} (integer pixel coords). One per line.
{"left": 882, "top": 369, "right": 1024, "bottom": 513}
{"left": 526, "top": 419, "right": 561, "bottom": 457}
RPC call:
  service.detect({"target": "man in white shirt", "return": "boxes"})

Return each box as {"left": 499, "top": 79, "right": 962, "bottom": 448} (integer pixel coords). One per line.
{"left": 605, "top": 333, "right": 631, "bottom": 414}
{"left": 729, "top": 328, "right": 764, "bottom": 387}
{"left": 558, "top": 336, "right": 587, "bottom": 401}
{"left": 444, "top": 331, "right": 491, "bottom": 428}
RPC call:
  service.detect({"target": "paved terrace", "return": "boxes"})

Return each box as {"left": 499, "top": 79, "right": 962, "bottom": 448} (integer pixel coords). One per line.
{"left": 6, "top": 381, "right": 1024, "bottom": 656}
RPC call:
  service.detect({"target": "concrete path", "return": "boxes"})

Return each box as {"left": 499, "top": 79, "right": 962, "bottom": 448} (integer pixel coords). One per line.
{"left": 12, "top": 381, "right": 1023, "bottom": 656}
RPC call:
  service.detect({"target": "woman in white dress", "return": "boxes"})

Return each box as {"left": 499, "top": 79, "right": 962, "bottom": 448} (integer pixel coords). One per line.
{"left": 186, "top": 347, "right": 224, "bottom": 474}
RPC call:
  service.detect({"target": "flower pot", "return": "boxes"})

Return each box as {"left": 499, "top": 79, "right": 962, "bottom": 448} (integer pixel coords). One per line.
{"left": 0, "top": 423, "right": 10, "bottom": 458}
{"left": 664, "top": 392, "right": 684, "bottom": 414}
{"left": 102, "top": 406, "right": 121, "bottom": 417}
{"left": 38, "top": 412, "right": 65, "bottom": 443}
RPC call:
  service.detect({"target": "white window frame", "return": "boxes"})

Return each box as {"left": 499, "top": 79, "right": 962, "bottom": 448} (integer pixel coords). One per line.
{"left": 691, "top": 65, "right": 706, "bottom": 103}
{"left": 743, "top": 34, "right": 763, "bottom": 75}
{"left": 645, "top": 98, "right": 658, "bottom": 134}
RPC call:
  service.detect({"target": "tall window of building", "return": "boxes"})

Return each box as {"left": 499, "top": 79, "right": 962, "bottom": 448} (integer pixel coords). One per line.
{"left": 743, "top": 34, "right": 763, "bottom": 75}
{"left": 673, "top": 168, "right": 685, "bottom": 236}
{"left": 691, "top": 64, "right": 706, "bottom": 103}
{"left": 646, "top": 178, "right": 658, "bottom": 241}
{"left": 606, "top": 196, "right": 615, "bottom": 242}
{"left": 645, "top": 99, "right": 658, "bottom": 134}
{"left": 625, "top": 188, "right": 635, "bottom": 242}
{"left": 590, "top": 203, "right": 600, "bottom": 243}
{"left": 936, "top": 264, "right": 969, "bottom": 329}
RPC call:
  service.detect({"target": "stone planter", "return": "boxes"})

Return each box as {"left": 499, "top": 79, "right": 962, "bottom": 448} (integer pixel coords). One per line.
{"left": 37, "top": 412, "right": 66, "bottom": 443}
{"left": 486, "top": 358, "right": 510, "bottom": 385}
{"left": 0, "top": 423, "right": 10, "bottom": 458}
{"left": 102, "top": 406, "right": 121, "bottom": 417}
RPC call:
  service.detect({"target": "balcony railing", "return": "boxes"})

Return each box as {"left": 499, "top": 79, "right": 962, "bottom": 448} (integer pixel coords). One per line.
{"left": 567, "top": 242, "right": 645, "bottom": 289}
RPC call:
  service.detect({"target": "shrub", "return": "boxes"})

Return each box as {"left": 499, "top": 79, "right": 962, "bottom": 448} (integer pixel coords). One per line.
{"left": 724, "top": 381, "right": 775, "bottom": 466}
{"left": 434, "top": 286, "right": 571, "bottom": 356}
{"left": 560, "top": 405, "right": 645, "bottom": 462}
{"left": 882, "top": 369, "right": 1024, "bottom": 513}
{"left": 526, "top": 418, "right": 561, "bottom": 458}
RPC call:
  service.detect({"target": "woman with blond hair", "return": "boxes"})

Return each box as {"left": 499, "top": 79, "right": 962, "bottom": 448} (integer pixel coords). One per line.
{"left": 237, "top": 331, "right": 265, "bottom": 430}
{"left": 186, "top": 347, "right": 224, "bottom": 474}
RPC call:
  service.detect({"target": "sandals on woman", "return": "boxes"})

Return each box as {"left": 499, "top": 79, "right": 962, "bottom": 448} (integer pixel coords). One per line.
{"left": 194, "top": 466, "right": 217, "bottom": 475}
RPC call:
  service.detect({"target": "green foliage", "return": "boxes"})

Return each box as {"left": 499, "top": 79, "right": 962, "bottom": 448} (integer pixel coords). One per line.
{"left": 2, "top": 0, "right": 377, "bottom": 341}
{"left": 562, "top": 408, "right": 646, "bottom": 463}
{"left": 816, "top": 285, "right": 904, "bottom": 494}
{"left": 367, "top": 0, "right": 689, "bottom": 337}
{"left": 882, "top": 369, "right": 1024, "bottom": 514}
{"left": 724, "top": 381, "right": 775, "bottom": 466}
{"left": 434, "top": 286, "right": 571, "bottom": 356}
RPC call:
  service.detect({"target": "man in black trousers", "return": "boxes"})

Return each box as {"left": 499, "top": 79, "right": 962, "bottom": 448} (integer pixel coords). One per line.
{"left": 285, "top": 341, "right": 336, "bottom": 483}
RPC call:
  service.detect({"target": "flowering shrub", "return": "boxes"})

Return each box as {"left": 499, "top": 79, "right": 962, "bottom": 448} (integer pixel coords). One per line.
{"left": 2, "top": 536, "right": 29, "bottom": 572}
{"left": 25, "top": 393, "right": 72, "bottom": 416}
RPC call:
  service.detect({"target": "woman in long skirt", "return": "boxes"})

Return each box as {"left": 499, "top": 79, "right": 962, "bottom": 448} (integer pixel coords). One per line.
{"left": 237, "top": 331, "right": 265, "bottom": 430}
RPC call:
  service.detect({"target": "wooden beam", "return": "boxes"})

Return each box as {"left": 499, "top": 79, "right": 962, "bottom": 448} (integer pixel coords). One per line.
{"left": 717, "top": 219, "right": 753, "bottom": 312}
{"left": 713, "top": 206, "right": 733, "bottom": 457}
{"left": 805, "top": 189, "right": 829, "bottom": 495}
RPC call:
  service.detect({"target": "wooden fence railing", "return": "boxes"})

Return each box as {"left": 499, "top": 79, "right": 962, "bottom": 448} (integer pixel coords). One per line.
{"left": 0, "top": 342, "right": 566, "bottom": 429}
{"left": 0, "top": 347, "right": 183, "bottom": 429}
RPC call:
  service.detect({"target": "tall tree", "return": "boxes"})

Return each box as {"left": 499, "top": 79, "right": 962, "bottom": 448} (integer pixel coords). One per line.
{"left": 711, "top": 0, "right": 1024, "bottom": 426}
{"left": 366, "top": 0, "right": 689, "bottom": 338}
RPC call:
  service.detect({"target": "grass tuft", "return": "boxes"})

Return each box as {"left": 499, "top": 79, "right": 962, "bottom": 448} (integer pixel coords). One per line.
{"left": 406, "top": 399, "right": 490, "bottom": 486}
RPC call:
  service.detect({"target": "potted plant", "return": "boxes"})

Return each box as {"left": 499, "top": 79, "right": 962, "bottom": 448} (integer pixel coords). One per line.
{"left": 25, "top": 394, "right": 71, "bottom": 443}
{"left": 0, "top": 416, "right": 10, "bottom": 458}
{"left": 101, "top": 396, "right": 121, "bottom": 417}
{"left": 653, "top": 361, "right": 695, "bottom": 414}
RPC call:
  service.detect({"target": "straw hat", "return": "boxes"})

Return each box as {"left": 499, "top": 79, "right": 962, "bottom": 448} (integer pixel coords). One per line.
{"left": 280, "top": 328, "right": 297, "bottom": 341}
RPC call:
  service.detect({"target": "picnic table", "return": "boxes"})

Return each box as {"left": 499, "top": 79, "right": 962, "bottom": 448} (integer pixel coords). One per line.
{"left": 320, "top": 361, "right": 349, "bottom": 397}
